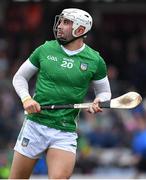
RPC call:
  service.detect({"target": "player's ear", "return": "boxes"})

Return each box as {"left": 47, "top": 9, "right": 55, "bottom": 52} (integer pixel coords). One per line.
{"left": 75, "top": 26, "right": 85, "bottom": 36}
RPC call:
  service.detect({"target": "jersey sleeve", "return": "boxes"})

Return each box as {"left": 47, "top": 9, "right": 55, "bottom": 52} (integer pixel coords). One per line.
{"left": 29, "top": 45, "right": 42, "bottom": 68}
{"left": 92, "top": 55, "right": 107, "bottom": 80}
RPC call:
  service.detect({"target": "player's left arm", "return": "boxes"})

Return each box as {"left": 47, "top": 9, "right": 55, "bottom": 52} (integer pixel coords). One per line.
{"left": 93, "top": 76, "right": 111, "bottom": 102}
{"left": 88, "top": 55, "right": 111, "bottom": 113}
{"left": 88, "top": 76, "right": 111, "bottom": 113}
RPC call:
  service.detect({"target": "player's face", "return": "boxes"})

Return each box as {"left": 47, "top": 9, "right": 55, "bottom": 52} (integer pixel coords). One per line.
{"left": 57, "top": 18, "right": 73, "bottom": 41}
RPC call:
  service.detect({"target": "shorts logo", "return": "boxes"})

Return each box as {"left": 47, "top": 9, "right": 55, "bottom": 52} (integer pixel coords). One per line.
{"left": 70, "top": 144, "right": 76, "bottom": 147}
{"left": 21, "top": 137, "right": 29, "bottom": 147}
{"left": 80, "top": 63, "right": 88, "bottom": 71}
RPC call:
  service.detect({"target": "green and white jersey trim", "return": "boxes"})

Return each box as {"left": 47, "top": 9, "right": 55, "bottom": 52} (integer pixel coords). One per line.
{"left": 61, "top": 44, "right": 85, "bottom": 56}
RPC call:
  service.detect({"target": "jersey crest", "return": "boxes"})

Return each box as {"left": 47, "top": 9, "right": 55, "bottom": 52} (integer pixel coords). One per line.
{"left": 80, "top": 63, "right": 88, "bottom": 71}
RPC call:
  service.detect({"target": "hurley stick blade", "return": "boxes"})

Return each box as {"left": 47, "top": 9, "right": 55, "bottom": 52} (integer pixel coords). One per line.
{"left": 110, "top": 92, "right": 142, "bottom": 109}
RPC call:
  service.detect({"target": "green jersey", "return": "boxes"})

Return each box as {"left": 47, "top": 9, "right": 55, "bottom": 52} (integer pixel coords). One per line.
{"left": 26, "top": 40, "right": 107, "bottom": 132}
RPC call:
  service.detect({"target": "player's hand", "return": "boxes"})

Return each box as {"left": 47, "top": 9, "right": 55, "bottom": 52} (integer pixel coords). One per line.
{"left": 22, "top": 98, "right": 41, "bottom": 114}
{"left": 87, "top": 97, "right": 103, "bottom": 114}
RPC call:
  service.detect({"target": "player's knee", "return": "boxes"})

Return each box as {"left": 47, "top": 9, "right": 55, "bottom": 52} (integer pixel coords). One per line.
{"left": 49, "top": 174, "right": 71, "bottom": 179}
{"left": 48, "top": 170, "right": 72, "bottom": 179}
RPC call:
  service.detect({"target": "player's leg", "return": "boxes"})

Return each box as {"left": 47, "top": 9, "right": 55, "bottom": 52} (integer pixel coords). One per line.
{"left": 9, "top": 151, "right": 37, "bottom": 179}
{"left": 46, "top": 130, "right": 78, "bottom": 179}
{"left": 46, "top": 148, "right": 76, "bottom": 179}
{"left": 9, "top": 120, "right": 48, "bottom": 179}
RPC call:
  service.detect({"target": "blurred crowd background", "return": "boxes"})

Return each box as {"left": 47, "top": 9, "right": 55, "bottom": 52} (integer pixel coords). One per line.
{"left": 0, "top": 0, "right": 146, "bottom": 179}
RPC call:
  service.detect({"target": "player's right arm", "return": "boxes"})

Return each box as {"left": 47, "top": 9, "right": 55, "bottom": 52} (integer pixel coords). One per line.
{"left": 12, "top": 59, "right": 41, "bottom": 114}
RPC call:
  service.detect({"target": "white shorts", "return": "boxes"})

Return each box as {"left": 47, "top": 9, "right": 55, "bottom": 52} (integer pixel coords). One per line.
{"left": 14, "top": 120, "right": 78, "bottom": 159}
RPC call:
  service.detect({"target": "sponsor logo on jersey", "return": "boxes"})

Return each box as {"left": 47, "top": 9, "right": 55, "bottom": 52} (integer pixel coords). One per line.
{"left": 47, "top": 55, "right": 58, "bottom": 61}
{"left": 80, "top": 63, "right": 88, "bottom": 71}
{"left": 21, "top": 137, "right": 29, "bottom": 147}
{"left": 63, "top": 58, "right": 74, "bottom": 63}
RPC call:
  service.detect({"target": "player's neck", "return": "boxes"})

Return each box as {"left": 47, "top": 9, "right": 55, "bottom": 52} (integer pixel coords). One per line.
{"left": 63, "top": 39, "right": 84, "bottom": 51}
